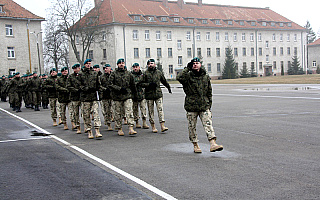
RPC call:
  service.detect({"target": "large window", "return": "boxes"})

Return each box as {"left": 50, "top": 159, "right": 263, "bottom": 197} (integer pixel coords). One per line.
{"left": 88, "top": 50, "right": 93, "bottom": 60}
{"left": 134, "top": 48, "right": 139, "bottom": 58}
{"left": 133, "top": 30, "right": 138, "bottom": 40}
{"left": 216, "top": 32, "right": 220, "bottom": 41}
{"left": 186, "top": 31, "right": 191, "bottom": 40}
{"left": 187, "top": 48, "right": 192, "bottom": 57}
{"left": 206, "top": 32, "right": 210, "bottom": 40}
{"left": 168, "top": 48, "right": 173, "bottom": 57}
{"left": 197, "top": 32, "right": 201, "bottom": 40}
{"left": 146, "top": 48, "right": 150, "bottom": 58}
{"left": 167, "top": 31, "right": 172, "bottom": 40}
{"left": 207, "top": 63, "right": 211, "bottom": 72}
{"left": 5, "top": 25, "right": 13, "bottom": 36}
{"left": 145, "top": 30, "right": 150, "bottom": 40}
{"left": 7, "top": 47, "right": 15, "bottom": 58}
{"left": 216, "top": 48, "right": 220, "bottom": 57}
{"left": 197, "top": 48, "right": 201, "bottom": 57}
{"left": 178, "top": 56, "right": 182, "bottom": 65}
{"left": 207, "top": 48, "right": 211, "bottom": 57}
{"left": 156, "top": 31, "right": 161, "bottom": 40}
{"left": 217, "top": 63, "right": 221, "bottom": 72}
{"left": 103, "top": 49, "right": 107, "bottom": 59}
{"left": 157, "top": 48, "right": 162, "bottom": 57}
{"left": 242, "top": 48, "right": 246, "bottom": 56}
{"left": 177, "top": 40, "right": 182, "bottom": 50}
{"left": 169, "top": 65, "right": 173, "bottom": 74}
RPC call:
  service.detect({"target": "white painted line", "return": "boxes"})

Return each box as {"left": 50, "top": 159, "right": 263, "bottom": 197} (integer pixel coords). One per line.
{"left": 0, "top": 107, "right": 178, "bottom": 200}
{"left": 0, "top": 137, "right": 50, "bottom": 143}
{"left": 214, "top": 93, "right": 320, "bottom": 100}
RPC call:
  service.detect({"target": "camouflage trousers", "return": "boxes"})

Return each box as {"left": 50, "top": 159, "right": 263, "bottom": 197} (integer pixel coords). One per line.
{"left": 133, "top": 99, "right": 147, "bottom": 121}
{"left": 81, "top": 101, "right": 101, "bottom": 131}
{"left": 114, "top": 99, "right": 134, "bottom": 129}
{"left": 8, "top": 92, "right": 14, "bottom": 105}
{"left": 101, "top": 99, "right": 113, "bottom": 125}
{"left": 32, "top": 91, "right": 41, "bottom": 106}
{"left": 13, "top": 92, "right": 22, "bottom": 108}
{"left": 49, "top": 98, "right": 60, "bottom": 120}
{"left": 59, "top": 102, "right": 71, "bottom": 124}
{"left": 147, "top": 98, "right": 165, "bottom": 124}
{"left": 69, "top": 101, "right": 81, "bottom": 127}
{"left": 186, "top": 109, "right": 216, "bottom": 143}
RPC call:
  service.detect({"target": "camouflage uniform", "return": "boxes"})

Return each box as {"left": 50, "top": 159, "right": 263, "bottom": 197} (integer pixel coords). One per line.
{"left": 41, "top": 77, "right": 49, "bottom": 109}
{"left": 108, "top": 67, "right": 137, "bottom": 129}
{"left": 0, "top": 77, "right": 7, "bottom": 102}
{"left": 56, "top": 74, "right": 71, "bottom": 124}
{"left": 43, "top": 74, "right": 59, "bottom": 120}
{"left": 7, "top": 75, "right": 26, "bottom": 109}
{"left": 100, "top": 72, "right": 113, "bottom": 125}
{"left": 29, "top": 75, "right": 42, "bottom": 109}
{"left": 131, "top": 70, "right": 147, "bottom": 122}
{"left": 67, "top": 71, "right": 81, "bottom": 128}
{"left": 5, "top": 77, "right": 14, "bottom": 107}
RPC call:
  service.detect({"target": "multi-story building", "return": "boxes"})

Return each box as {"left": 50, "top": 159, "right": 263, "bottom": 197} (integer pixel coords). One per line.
{"left": 308, "top": 38, "right": 320, "bottom": 73}
{"left": 0, "top": 0, "right": 44, "bottom": 76}
{"left": 70, "top": 0, "right": 307, "bottom": 79}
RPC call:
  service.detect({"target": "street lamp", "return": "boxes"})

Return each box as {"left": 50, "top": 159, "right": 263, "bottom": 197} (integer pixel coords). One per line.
{"left": 30, "top": 31, "right": 42, "bottom": 74}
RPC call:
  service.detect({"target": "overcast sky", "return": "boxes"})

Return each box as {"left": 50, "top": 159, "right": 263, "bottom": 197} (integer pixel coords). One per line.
{"left": 13, "top": 0, "right": 320, "bottom": 35}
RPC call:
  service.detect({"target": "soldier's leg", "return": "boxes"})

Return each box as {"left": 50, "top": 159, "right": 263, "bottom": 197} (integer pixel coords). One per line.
{"left": 82, "top": 102, "right": 92, "bottom": 132}
{"left": 105, "top": 99, "right": 113, "bottom": 124}
{"left": 155, "top": 98, "right": 165, "bottom": 123}
{"left": 124, "top": 99, "right": 137, "bottom": 135}
{"left": 113, "top": 101, "right": 123, "bottom": 130}
{"left": 74, "top": 101, "right": 81, "bottom": 127}
{"left": 69, "top": 101, "right": 75, "bottom": 124}
{"left": 140, "top": 99, "right": 148, "bottom": 121}
{"left": 101, "top": 100, "right": 107, "bottom": 125}
{"left": 199, "top": 109, "right": 216, "bottom": 140}
{"left": 147, "top": 100, "right": 155, "bottom": 124}
{"left": 92, "top": 101, "right": 101, "bottom": 129}
{"left": 132, "top": 101, "right": 139, "bottom": 122}
{"left": 59, "top": 102, "right": 67, "bottom": 124}
{"left": 49, "top": 98, "right": 57, "bottom": 120}
{"left": 186, "top": 112, "right": 199, "bottom": 143}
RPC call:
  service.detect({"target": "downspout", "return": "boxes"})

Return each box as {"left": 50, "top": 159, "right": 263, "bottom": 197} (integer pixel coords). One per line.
{"left": 192, "top": 26, "right": 196, "bottom": 58}
{"left": 27, "top": 19, "right": 32, "bottom": 73}
{"left": 123, "top": 25, "right": 126, "bottom": 62}
{"left": 255, "top": 29, "right": 258, "bottom": 75}
{"left": 302, "top": 31, "right": 307, "bottom": 74}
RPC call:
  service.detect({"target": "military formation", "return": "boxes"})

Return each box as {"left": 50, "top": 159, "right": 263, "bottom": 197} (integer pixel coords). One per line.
{"left": 0, "top": 57, "right": 223, "bottom": 153}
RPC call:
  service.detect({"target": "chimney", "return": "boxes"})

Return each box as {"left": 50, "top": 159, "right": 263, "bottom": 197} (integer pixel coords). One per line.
{"left": 163, "top": 0, "right": 168, "bottom": 8}
{"left": 177, "top": 0, "right": 184, "bottom": 9}
{"left": 198, "top": 0, "right": 202, "bottom": 6}
{"left": 94, "top": 0, "right": 103, "bottom": 7}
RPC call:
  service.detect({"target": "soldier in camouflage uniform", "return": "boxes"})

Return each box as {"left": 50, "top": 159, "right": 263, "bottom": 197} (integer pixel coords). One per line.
{"left": 100, "top": 64, "right": 113, "bottom": 131}
{"left": 29, "top": 72, "right": 42, "bottom": 111}
{"left": 177, "top": 57, "right": 223, "bottom": 153}
{"left": 140, "top": 59, "right": 171, "bottom": 133}
{"left": 131, "top": 63, "right": 149, "bottom": 129}
{"left": 67, "top": 64, "right": 82, "bottom": 134}
{"left": 78, "top": 59, "right": 102, "bottom": 139}
{"left": 5, "top": 75, "right": 14, "bottom": 108}
{"left": 0, "top": 75, "right": 7, "bottom": 102}
{"left": 41, "top": 74, "right": 49, "bottom": 109}
{"left": 56, "top": 67, "right": 71, "bottom": 130}
{"left": 7, "top": 72, "right": 26, "bottom": 112}
{"left": 108, "top": 58, "right": 137, "bottom": 136}
{"left": 43, "top": 68, "right": 59, "bottom": 126}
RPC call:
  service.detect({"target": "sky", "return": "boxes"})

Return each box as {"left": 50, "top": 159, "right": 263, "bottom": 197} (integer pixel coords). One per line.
{"left": 12, "top": 0, "right": 320, "bottom": 36}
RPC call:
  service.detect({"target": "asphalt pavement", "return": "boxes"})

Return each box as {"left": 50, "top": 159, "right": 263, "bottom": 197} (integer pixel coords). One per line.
{"left": 0, "top": 84, "right": 320, "bottom": 200}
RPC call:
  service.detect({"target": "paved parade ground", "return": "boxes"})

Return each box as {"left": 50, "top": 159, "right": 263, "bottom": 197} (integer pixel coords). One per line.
{"left": 1, "top": 84, "right": 320, "bottom": 200}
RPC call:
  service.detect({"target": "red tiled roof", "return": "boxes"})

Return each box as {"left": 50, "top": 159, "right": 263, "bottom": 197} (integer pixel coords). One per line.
{"left": 308, "top": 38, "right": 320, "bottom": 46}
{"left": 81, "top": 0, "right": 304, "bottom": 30}
{"left": 0, "top": 0, "right": 44, "bottom": 20}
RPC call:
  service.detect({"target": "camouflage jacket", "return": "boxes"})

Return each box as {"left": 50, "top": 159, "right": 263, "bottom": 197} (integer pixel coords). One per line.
{"left": 78, "top": 67, "right": 101, "bottom": 102}
{"left": 43, "top": 75, "right": 58, "bottom": 98}
{"left": 140, "top": 67, "right": 171, "bottom": 100}
{"left": 177, "top": 67, "right": 212, "bottom": 112}
{"left": 8, "top": 77, "right": 26, "bottom": 93}
{"left": 56, "top": 75, "right": 70, "bottom": 103}
{"left": 131, "top": 70, "right": 145, "bottom": 101}
{"left": 28, "top": 76, "right": 42, "bottom": 92}
{"left": 0, "top": 79, "right": 7, "bottom": 93}
{"left": 67, "top": 72, "right": 81, "bottom": 101}
{"left": 108, "top": 67, "right": 137, "bottom": 101}
{"left": 100, "top": 72, "right": 112, "bottom": 100}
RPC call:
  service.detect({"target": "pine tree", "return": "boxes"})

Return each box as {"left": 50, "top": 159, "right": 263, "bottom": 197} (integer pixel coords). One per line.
{"left": 305, "top": 21, "right": 316, "bottom": 44}
{"left": 222, "top": 46, "right": 237, "bottom": 79}
{"left": 288, "top": 56, "right": 304, "bottom": 75}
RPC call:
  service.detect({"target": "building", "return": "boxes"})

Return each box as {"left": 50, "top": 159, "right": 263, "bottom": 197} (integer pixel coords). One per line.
{"left": 0, "top": 0, "right": 44, "bottom": 76}
{"left": 70, "top": 0, "right": 307, "bottom": 79}
{"left": 307, "top": 38, "right": 320, "bottom": 73}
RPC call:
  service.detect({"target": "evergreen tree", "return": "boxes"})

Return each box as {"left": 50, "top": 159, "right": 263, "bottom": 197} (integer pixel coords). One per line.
{"left": 240, "top": 65, "right": 250, "bottom": 78}
{"left": 288, "top": 56, "right": 304, "bottom": 75}
{"left": 305, "top": 21, "right": 316, "bottom": 44}
{"left": 156, "top": 58, "right": 163, "bottom": 73}
{"left": 222, "top": 46, "right": 237, "bottom": 79}
{"left": 250, "top": 64, "right": 257, "bottom": 77}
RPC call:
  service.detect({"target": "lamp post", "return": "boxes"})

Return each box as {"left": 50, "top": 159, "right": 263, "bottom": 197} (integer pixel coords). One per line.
{"left": 30, "top": 31, "right": 42, "bottom": 74}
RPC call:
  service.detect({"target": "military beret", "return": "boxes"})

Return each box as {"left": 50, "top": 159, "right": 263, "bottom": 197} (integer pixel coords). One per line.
{"left": 117, "top": 58, "right": 125, "bottom": 65}
{"left": 103, "top": 64, "right": 111, "bottom": 69}
{"left": 57, "top": 73, "right": 62, "bottom": 76}
{"left": 2, "top": 75, "right": 5, "bottom": 77}
{"left": 33, "top": 71, "right": 37, "bottom": 75}
{"left": 8, "top": 75, "right": 13, "bottom": 78}
{"left": 15, "top": 72, "right": 20, "bottom": 75}
{"left": 132, "top": 63, "right": 139, "bottom": 67}
{"left": 72, "top": 64, "right": 80, "bottom": 69}
{"left": 191, "top": 57, "right": 201, "bottom": 63}
{"left": 50, "top": 68, "right": 57, "bottom": 74}
{"left": 93, "top": 64, "right": 100, "bottom": 68}
{"left": 61, "top": 67, "right": 68, "bottom": 72}
{"left": 84, "top": 59, "right": 92, "bottom": 65}
{"left": 147, "top": 59, "right": 155, "bottom": 65}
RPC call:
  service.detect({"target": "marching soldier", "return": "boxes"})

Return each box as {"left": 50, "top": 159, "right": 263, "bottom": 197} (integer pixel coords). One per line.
{"left": 43, "top": 68, "right": 59, "bottom": 126}
{"left": 29, "top": 72, "right": 42, "bottom": 111}
{"left": 177, "top": 57, "right": 223, "bottom": 153}
{"left": 0, "top": 75, "right": 7, "bottom": 102}
{"left": 41, "top": 74, "right": 49, "bottom": 109}
{"left": 5, "top": 75, "right": 14, "bottom": 108}
{"left": 100, "top": 64, "right": 113, "bottom": 131}
{"left": 7, "top": 72, "right": 26, "bottom": 112}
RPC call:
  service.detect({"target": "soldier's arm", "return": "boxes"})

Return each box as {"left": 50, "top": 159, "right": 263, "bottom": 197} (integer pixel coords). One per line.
{"left": 139, "top": 72, "right": 149, "bottom": 88}
{"left": 107, "top": 73, "right": 121, "bottom": 91}
{"left": 55, "top": 78, "right": 68, "bottom": 92}
{"left": 207, "top": 76, "right": 213, "bottom": 108}
{"left": 66, "top": 76, "right": 78, "bottom": 93}
{"left": 177, "top": 67, "right": 190, "bottom": 85}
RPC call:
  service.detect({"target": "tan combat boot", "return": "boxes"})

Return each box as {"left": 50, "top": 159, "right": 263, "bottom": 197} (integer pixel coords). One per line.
{"left": 63, "top": 123, "right": 69, "bottom": 130}
{"left": 128, "top": 126, "right": 137, "bottom": 135}
{"left": 76, "top": 126, "right": 81, "bottom": 134}
{"left": 160, "top": 122, "right": 168, "bottom": 132}
{"left": 71, "top": 122, "right": 76, "bottom": 130}
{"left": 95, "top": 128, "right": 102, "bottom": 138}
{"left": 53, "top": 119, "right": 58, "bottom": 126}
{"left": 88, "top": 130, "right": 94, "bottom": 139}
{"left": 151, "top": 123, "right": 158, "bottom": 133}
{"left": 58, "top": 117, "right": 63, "bottom": 125}
{"left": 118, "top": 128, "right": 124, "bottom": 136}
{"left": 123, "top": 117, "right": 128, "bottom": 125}
{"left": 193, "top": 142, "right": 202, "bottom": 153}
{"left": 135, "top": 120, "right": 142, "bottom": 128}
{"left": 209, "top": 138, "right": 223, "bottom": 152}
{"left": 107, "top": 123, "right": 113, "bottom": 131}
{"left": 142, "top": 119, "right": 149, "bottom": 129}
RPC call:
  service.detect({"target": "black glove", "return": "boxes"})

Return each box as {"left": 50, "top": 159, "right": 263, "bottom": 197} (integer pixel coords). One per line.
{"left": 168, "top": 88, "right": 172, "bottom": 94}
{"left": 187, "top": 62, "right": 193, "bottom": 71}
{"left": 120, "top": 87, "right": 127, "bottom": 94}
{"left": 149, "top": 82, "right": 157, "bottom": 89}
{"left": 80, "top": 86, "right": 89, "bottom": 92}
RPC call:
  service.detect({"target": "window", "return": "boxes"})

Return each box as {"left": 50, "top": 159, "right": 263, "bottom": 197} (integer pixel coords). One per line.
{"left": 288, "top": 61, "right": 291, "bottom": 68}
{"left": 148, "top": 16, "right": 155, "bottom": 22}
{"left": 242, "top": 48, "right": 246, "bottom": 56}
{"left": 217, "top": 63, "right": 221, "bottom": 72}
{"left": 216, "top": 48, "right": 220, "bottom": 57}
{"left": 206, "top": 32, "right": 210, "bottom": 40}
{"left": 227, "top": 20, "right": 233, "bottom": 25}
{"left": 202, "top": 19, "right": 208, "bottom": 24}
{"left": 243, "top": 62, "right": 247, "bottom": 71}
{"left": 294, "top": 34, "right": 297, "bottom": 41}
{"left": 7, "top": 47, "right": 15, "bottom": 58}
{"left": 271, "top": 22, "right": 276, "bottom": 27}
{"left": 145, "top": 30, "right": 150, "bottom": 40}
{"left": 76, "top": 35, "right": 80, "bottom": 44}
{"left": 134, "top": 48, "right": 139, "bottom": 58}
{"left": 216, "top": 32, "right": 220, "bottom": 41}
{"left": 225, "top": 32, "right": 229, "bottom": 41}
{"left": 177, "top": 40, "right": 182, "bottom": 49}
{"left": 102, "top": 32, "right": 106, "bottom": 41}
{"left": 134, "top": 16, "right": 141, "bottom": 21}
{"left": 312, "top": 61, "right": 317, "bottom": 67}
{"left": 161, "top": 17, "right": 167, "bottom": 22}
{"left": 133, "top": 30, "right": 138, "bottom": 40}
{"left": 188, "top": 19, "right": 194, "bottom": 24}
{"left": 146, "top": 48, "right": 150, "bottom": 58}
{"left": 197, "top": 32, "right": 201, "bottom": 40}
{"left": 251, "top": 62, "right": 255, "bottom": 71}
{"left": 287, "top": 47, "right": 291, "bottom": 55}
{"left": 207, "top": 48, "right": 211, "bottom": 57}
{"left": 251, "top": 48, "right": 254, "bottom": 56}
{"left": 233, "top": 33, "right": 237, "bottom": 41}
{"left": 280, "top": 34, "right": 283, "bottom": 42}
{"left": 187, "top": 48, "right": 192, "bottom": 57}
{"left": 197, "top": 48, "right": 201, "bottom": 57}
{"left": 250, "top": 33, "right": 254, "bottom": 42}
{"left": 259, "top": 48, "right": 262, "bottom": 56}
{"left": 266, "top": 55, "right": 269, "bottom": 63}
{"left": 156, "top": 31, "right": 161, "bottom": 40}
{"left": 288, "top": 22, "right": 292, "bottom": 27}
{"left": 294, "top": 47, "right": 297, "bottom": 55}
{"left": 259, "top": 62, "right": 263, "bottom": 70}
{"left": 207, "top": 63, "right": 211, "bottom": 72}
{"left": 262, "top": 22, "right": 267, "bottom": 26}
{"left": 287, "top": 34, "right": 290, "bottom": 42}
{"left": 234, "top": 48, "right": 238, "bottom": 56}
{"left": 215, "top": 19, "right": 221, "bottom": 25}
{"left": 0, "top": 5, "right": 3, "bottom": 13}
{"left": 5, "top": 24, "right": 13, "bottom": 36}
{"left": 168, "top": 48, "right": 173, "bottom": 57}
{"left": 239, "top": 21, "right": 245, "bottom": 26}
{"left": 280, "top": 47, "right": 284, "bottom": 55}
{"left": 273, "top": 47, "right": 276, "bottom": 55}
{"left": 169, "top": 65, "right": 173, "bottom": 74}
{"left": 174, "top": 18, "right": 180, "bottom": 23}
{"left": 242, "top": 33, "right": 246, "bottom": 41}
{"left": 258, "top": 33, "right": 262, "bottom": 41}
{"left": 273, "top": 61, "right": 277, "bottom": 69}
{"left": 157, "top": 48, "right": 162, "bottom": 57}
{"left": 251, "top": 21, "right": 256, "bottom": 26}
{"left": 103, "top": 49, "right": 107, "bottom": 59}
{"left": 186, "top": 31, "right": 191, "bottom": 40}
{"left": 88, "top": 50, "right": 93, "bottom": 60}
{"left": 167, "top": 31, "right": 172, "bottom": 40}
{"left": 281, "top": 61, "right": 284, "bottom": 71}
{"left": 265, "top": 41, "right": 269, "bottom": 48}
{"left": 272, "top": 33, "right": 276, "bottom": 41}
{"left": 178, "top": 56, "right": 182, "bottom": 65}
{"left": 279, "top": 22, "right": 284, "bottom": 27}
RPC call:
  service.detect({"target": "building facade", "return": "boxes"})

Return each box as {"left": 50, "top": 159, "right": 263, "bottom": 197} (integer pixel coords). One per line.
{"left": 70, "top": 0, "right": 307, "bottom": 79}
{"left": 0, "top": 0, "right": 44, "bottom": 76}
{"left": 308, "top": 38, "right": 320, "bottom": 73}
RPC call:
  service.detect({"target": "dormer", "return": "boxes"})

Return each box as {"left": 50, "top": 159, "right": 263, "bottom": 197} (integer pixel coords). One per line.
{"left": 0, "top": 4, "right": 5, "bottom": 13}
{"left": 129, "top": 14, "right": 143, "bottom": 22}
{"left": 169, "top": 14, "right": 180, "bottom": 23}
{"left": 158, "top": 16, "right": 168, "bottom": 22}
{"left": 197, "top": 18, "right": 208, "bottom": 24}
{"left": 184, "top": 17, "right": 195, "bottom": 24}
{"left": 144, "top": 15, "right": 156, "bottom": 22}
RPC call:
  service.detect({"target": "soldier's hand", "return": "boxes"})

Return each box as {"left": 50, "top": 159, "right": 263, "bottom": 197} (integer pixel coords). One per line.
{"left": 149, "top": 82, "right": 157, "bottom": 89}
{"left": 187, "top": 62, "right": 193, "bottom": 71}
{"left": 120, "top": 87, "right": 127, "bottom": 94}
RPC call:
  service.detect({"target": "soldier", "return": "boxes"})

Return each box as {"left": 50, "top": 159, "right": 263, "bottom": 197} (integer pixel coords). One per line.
{"left": 78, "top": 59, "right": 102, "bottom": 139}
{"left": 7, "top": 72, "right": 25, "bottom": 112}
{"left": 56, "top": 67, "right": 71, "bottom": 130}
{"left": 29, "top": 72, "right": 42, "bottom": 111}
{"left": 99, "top": 64, "right": 113, "bottom": 131}
{"left": 5, "top": 75, "right": 14, "bottom": 108}
{"left": 131, "top": 63, "right": 149, "bottom": 129}
{"left": 177, "top": 57, "right": 223, "bottom": 153}
{"left": 43, "top": 68, "right": 59, "bottom": 126}
{"left": 0, "top": 75, "right": 7, "bottom": 102}
{"left": 141, "top": 59, "right": 171, "bottom": 133}
{"left": 67, "top": 64, "right": 82, "bottom": 134}
{"left": 41, "top": 74, "right": 49, "bottom": 109}
{"left": 108, "top": 58, "right": 137, "bottom": 136}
